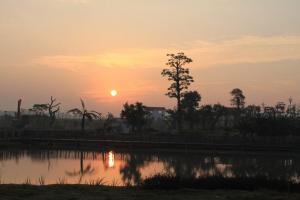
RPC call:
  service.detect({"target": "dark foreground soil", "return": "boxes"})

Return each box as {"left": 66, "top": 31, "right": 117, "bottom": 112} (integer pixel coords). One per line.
{"left": 0, "top": 185, "right": 299, "bottom": 200}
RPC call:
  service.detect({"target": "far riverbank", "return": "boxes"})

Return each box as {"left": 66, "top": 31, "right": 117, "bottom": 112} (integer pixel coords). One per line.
{"left": 1, "top": 137, "right": 300, "bottom": 153}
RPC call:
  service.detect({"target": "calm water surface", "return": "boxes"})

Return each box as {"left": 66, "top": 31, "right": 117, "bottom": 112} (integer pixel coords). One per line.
{"left": 0, "top": 149, "right": 299, "bottom": 185}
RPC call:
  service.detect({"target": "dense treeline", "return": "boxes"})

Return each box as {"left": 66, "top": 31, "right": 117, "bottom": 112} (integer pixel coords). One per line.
{"left": 160, "top": 90, "right": 300, "bottom": 136}
{"left": 238, "top": 100, "right": 300, "bottom": 136}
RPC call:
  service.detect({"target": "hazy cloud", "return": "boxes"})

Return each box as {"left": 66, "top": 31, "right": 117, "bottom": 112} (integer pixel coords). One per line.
{"left": 56, "top": 0, "right": 92, "bottom": 4}
{"left": 34, "top": 35, "right": 300, "bottom": 71}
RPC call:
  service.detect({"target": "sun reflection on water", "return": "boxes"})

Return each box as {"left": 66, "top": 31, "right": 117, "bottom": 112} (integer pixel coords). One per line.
{"left": 108, "top": 151, "right": 115, "bottom": 168}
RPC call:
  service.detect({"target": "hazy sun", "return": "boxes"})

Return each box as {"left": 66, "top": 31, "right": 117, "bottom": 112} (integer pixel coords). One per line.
{"left": 110, "top": 89, "right": 118, "bottom": 97}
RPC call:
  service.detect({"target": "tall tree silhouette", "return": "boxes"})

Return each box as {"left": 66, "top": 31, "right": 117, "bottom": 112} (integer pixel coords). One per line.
{"left": 161, "top": 53, "right": 194, "bottom": 130}
{"left": 121, "top": 102, "right": 150, "bottom": 132}
{"left": 199, "top": 105, "right": 213, "bottom": 130}
{"left": 230, "top": 88, "right": 245, "bottom": 110}
{"left": 210, "top": 104, "right": 226, "bottom": 130}
{"left": 181, "top": 91, "right": 201, "bottom": 129}
{"left": 68, "top": 99, "right": 101, "bottom": 131}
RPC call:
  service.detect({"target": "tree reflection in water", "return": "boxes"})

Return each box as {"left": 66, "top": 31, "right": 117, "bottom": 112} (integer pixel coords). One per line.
{"left": 118, "top": 151, "right": 300, "bottom": 185}
{"left": 65, "top": 151, "right": 95, "bottom": 183}
{"left": 0, "top": 150, "right": 300, "bottom": 185}
{"left": 119, "top": 154, "right": 146, "bottom": 185}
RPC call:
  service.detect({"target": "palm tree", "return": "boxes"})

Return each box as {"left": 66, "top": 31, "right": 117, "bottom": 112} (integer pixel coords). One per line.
{"left": 68, "top": 99, "right": 101, "bottom": 131}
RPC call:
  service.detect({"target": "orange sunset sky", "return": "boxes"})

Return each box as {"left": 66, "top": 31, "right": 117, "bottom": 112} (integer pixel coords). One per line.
{"left": 1, "top": 0, "right": 300, "bottom": 115}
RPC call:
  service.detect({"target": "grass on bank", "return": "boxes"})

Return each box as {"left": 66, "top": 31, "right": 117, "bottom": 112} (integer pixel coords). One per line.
{"left": 2, "top": 175, "right": 299, "bottom": 191}
{"left": 1, "top": 175, "right": 300, "bottom": 200}
{"left": 140, "top": 174, "right": 299, "bottom": 192}
{"left": 0, "top": 185, "right": 300, "bottom": 200}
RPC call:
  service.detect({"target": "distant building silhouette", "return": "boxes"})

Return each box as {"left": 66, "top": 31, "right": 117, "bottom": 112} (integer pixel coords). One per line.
{"left": 0, "top": 110, "right": 15, "bottom": 117}
{"left": 145, "top": 106, "right": 166, "bottom": 120}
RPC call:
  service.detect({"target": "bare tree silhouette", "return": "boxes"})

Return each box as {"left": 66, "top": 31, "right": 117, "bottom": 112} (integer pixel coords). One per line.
{"left": 47, "top": 96, "right": 61, "bottom": 127}
{"left": 29, "top": 97, "right": 60, "bottom": 126}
